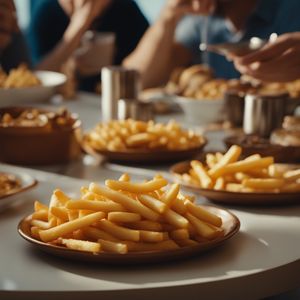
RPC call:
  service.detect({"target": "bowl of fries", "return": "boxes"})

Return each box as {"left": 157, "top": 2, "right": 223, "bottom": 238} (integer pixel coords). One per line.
{"left": 18, "top": 173, "right": 240, "bottom": 263}
{"left": 171, "top": 145, "right": 300, "bottom": 205}
{"left": 0, "top": 65, "right": 66, "bottom": 106}
{"left": 83, "top": 119, "right": 206, "bottom": 163}
{"left": 0, "top": 107, "right": 82, "bottom": 165}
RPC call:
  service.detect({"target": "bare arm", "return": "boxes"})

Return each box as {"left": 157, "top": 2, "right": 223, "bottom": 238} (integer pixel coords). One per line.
{"left": 36, "top": 0, "right": 111, "bottom": 72}
{"left": 123, "top": 0, "right": 215, "bottom": 88}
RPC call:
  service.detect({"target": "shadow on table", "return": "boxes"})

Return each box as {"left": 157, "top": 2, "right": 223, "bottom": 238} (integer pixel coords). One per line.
{"left": 25, "top": 231, "right": 273, "bottom": 285}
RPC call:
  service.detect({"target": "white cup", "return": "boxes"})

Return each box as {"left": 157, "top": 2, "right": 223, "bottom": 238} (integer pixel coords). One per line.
{"left": 74, "top": 31, "right": 116, "bottom": 75}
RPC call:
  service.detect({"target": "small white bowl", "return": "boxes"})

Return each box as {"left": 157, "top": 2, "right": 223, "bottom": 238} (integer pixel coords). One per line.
{"left": 0, "top": 70, "right": 67, "bottom": 107}
{"left": 174, "top": 96, "right": 225, "bottom": 125}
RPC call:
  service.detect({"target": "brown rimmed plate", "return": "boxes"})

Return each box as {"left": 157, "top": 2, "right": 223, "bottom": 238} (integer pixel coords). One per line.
{"left": 0, "top": 170, "right": 37, "bottom": 210}
{"left": 170, "top": 161, "right": 300, "bottom": 206}
{"left": 224, "top": 135, "right": 300, "bottom": 164}
{"left": 18, "top": 205, "right": 239, "bottom": 264}
{"left": 82, "top": 138, "right": 207, "bottom": 164}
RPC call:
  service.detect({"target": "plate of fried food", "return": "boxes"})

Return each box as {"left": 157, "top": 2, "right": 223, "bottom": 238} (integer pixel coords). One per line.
{"left": 165, "top": 65, "right": 250, "bottom": 125}
{"left": 225, "top": 116, "right": 300, "bottom": 163}
{"left": 18, "top": 173, "right": 239, "bottom": 264}
{"left": 0, "top": 64, "right": 66, "bottom": 106}
{"left": 83, "top": 119, "right": 206, "bottom": 163}
{"left": 0, "top": 166, "right": 37, "bottom": 210}
{"left": 171, "top": 145, "right": 300, "bottom": 205}
{"left": 0, "top": 107, "right": 82, "bottom": 165}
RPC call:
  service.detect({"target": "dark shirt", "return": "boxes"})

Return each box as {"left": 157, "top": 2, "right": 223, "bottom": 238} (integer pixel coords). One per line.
{"left": 1, "top": 32, "right": 31, "bottom": 72}
{"left": 175, "top": 0, "right": 300, "bottom": 79}
{"left": 27, "top": 0, "right": 149, "bottom": 91}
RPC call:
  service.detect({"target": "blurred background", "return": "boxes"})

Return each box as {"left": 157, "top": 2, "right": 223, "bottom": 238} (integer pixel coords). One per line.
{"left": 15, "top": 0, "right": 165, "bottom": 29}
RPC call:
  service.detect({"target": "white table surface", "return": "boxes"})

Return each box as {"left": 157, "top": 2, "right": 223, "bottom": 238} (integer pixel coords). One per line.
{"left": 1, "top": 93, "right": 300, "bottom": 300}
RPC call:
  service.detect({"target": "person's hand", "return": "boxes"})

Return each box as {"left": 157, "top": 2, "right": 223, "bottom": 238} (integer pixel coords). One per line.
{"left": 161, "top": 0, "right": 216, "bottom": 23}
{"left": 60, "top": 0, "right": 112, "bottom": 28}
{"left": 0, "top": 0, "right": 18, "bottom": 50}
{"left": 233, "top": 32, "right": 300, "bottom": 82}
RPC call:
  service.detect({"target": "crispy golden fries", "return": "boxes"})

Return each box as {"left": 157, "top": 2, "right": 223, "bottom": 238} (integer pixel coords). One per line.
{"left": 176, "top": 145, "right": 300, "bottom": 193}
{"left": 84, "top": 119, "right": 205, "bottom": 152}
{"left": 27, "top": 174, "right": 224, "bottom": 254}
{"left": 0, "top": 64, "right": 41, "bottom": 88}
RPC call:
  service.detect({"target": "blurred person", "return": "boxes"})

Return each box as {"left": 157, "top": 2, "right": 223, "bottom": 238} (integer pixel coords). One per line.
{"left": 0, "top": 0, "right": 30, "bottom": 71}
{"left": 234, "top": 32, "right": 300, "bottom": 82}
{"left": 123, "top": 0, "right": 300, "bottom": 88}
{"left": 27, "top": 0, "right": 149, "bottom": 92}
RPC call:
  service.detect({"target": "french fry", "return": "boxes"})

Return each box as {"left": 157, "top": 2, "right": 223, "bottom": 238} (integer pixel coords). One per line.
{"left": 81, "top": 227, "right": 118, "bottom": 242}
{"left": 218, "top": 157, "right": 274, "bottom": 177}
{"left": 140, "top": 230, "right": 165, "bottom": 243}
{"left": 126, "top": 132, "right": 155, "bottom": 147}
{"left": 58, "top": 238, "right": 101, "bottom": 253}
{"left": 39, "top": 212, "right": 105, "bottom": 242}
{"left": 176, "top": 239, "right": 199, "bottom": 247}
{"left": 105, "top": 178, "right": 168, "bottom": 193}
{"left": 283, "top": 169, "right": 300, "bottom": 181}
{"left": 185, "top": 213, "right": 220, "bottom": 240}
{"left": 170, "top": 229, "right": 189, "bottom": 240}
{"left": 31, "top": 226, "right": 41, "bottom": 239}
{"left": 163, "top": 208, "right": 189, "bottom": 228}
{"left": 31, "top": 219, "right": 55, "bottom": 230}
{"left": 107, "top": 212, "right": 141, "bottom": 223}
{"left": 31, "top": 210, "right": 48, "bottom": 221}
{"left": 50, "top": 206, "right": 69, "bottom": 222}
{"left": 53, "top": 189, "right": 70, "bottom": 205}
{"left": 184, "top": 201, "right": 222, "bottom": 227}
{"left": 160, "top": 183, "right": 179, "bottom": 208}
{"left": 191, "top": 160, "right": 213, "bottom": 189}
{"left": 96, "top": 219, "right": 140, "bottom": 242}
{"left": 89, "top": 183, "right": 160, "bottom": 221}
{"left": 119, "top": 173, "right": 130, "bottom": 182}
{"left": 208, "top": 145, "right": 242, "bottom": 178}
{"left": 242, "top": 178, "right": 285, "bottom": 190}
{"left": 213, "top": 177, "right": 225, "bottom": 190}
{"left": 66, "top": 199, "right": 124, "bottom": 212}
{"left": 98, "top": 239, "right": 127, "bottom": 254}
{"left": 126, "top": 220, "right": 163, "bottom": 231}
{"left": 171, "top": 196, "right": 187, "bottom": 214}
{"left": 280, "top": 182, "right": 300, "bottom": 193}
{"left": 138, "top": 194, "right": 166, "bottom": 214}
{"left": 34, "top": 201, "right": 48, "bottom": 212}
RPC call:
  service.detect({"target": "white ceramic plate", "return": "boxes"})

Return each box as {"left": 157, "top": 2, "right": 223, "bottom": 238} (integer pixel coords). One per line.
{"left": 0, "top": 70, "right": 66, "bottom": 106}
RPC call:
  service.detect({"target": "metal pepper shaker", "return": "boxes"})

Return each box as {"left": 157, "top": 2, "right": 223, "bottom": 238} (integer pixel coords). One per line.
{"left": 101, "top": 66, "right": 140, "bottom": 122}
{"left": 243, "top": 92, "right": 289, "bottom": 137}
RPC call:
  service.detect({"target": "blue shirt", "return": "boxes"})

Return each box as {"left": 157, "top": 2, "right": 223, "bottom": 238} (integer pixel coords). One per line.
{"left": 175, "top": 0, "right": 300, "bottom": 79}
{"left": 0, "top": 32, "right": 31, "bottom": 72}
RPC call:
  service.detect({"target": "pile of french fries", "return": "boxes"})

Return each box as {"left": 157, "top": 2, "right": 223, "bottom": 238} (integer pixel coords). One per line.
{"left": 0, "top": 173, "right": 21, "bottom": 196}
{"left": 85, "top": 119, "right": 205, "bottom": 152}
{"left": 176, "top": 145, "right": 300, "bottom": 193}
{"left": 28, "top": 174, "right": 224, "bottom": 254}
{"left": 0, "top": 64, "right": 41, "bottom": 88}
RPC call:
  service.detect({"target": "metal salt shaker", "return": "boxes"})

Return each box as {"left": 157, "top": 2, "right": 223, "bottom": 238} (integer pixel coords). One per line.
{"left": 118, "top": 99, "right": 153, "bottom": 121}
{"left": 101, "top": 66, "right": 140, "bottom": 121}
{"left": 243, "top": 92, "right": 289, "bottom": 138}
